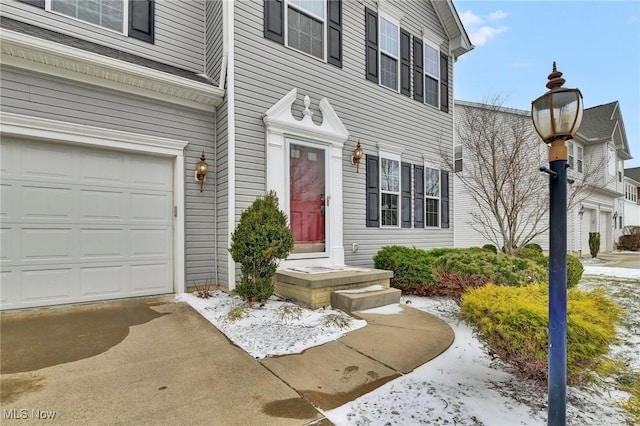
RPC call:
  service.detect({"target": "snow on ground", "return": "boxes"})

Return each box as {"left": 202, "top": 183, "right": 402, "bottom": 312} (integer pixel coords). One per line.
{"left": 180, "top": 264, "right": 638, "bottom": 426}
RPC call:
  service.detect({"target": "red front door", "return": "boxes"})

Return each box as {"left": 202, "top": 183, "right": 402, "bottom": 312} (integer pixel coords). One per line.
{"left": 289, "top": 143, "right": 326, "bottom": 254}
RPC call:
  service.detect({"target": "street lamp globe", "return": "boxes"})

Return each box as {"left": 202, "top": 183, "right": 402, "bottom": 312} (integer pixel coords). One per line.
{"left": 531, "top": 62, "right": 584, "bottom": 143}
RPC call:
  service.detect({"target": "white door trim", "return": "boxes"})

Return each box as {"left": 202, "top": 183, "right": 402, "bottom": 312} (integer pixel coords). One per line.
{"left": 263, "top": 89, "right": 349, "bottom": 267}
{"left": 0, "top": 112, "right": 188, "bottom": 295}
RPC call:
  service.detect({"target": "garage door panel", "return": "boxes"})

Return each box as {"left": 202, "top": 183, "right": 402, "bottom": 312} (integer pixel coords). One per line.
{"left": 131, "top": 263, "right": 171, "bottom": 293}
{"left": 80, "top": 229, "right": 125, "bottom": 259}
{"left": 130, "top": 158, "right": 173, "bottom": 190}
{"left": 79, "top": 189, "right": 126, "bottom": 221}
{"left": 22, "top": 228, "right": 73, "bottom": 261}
{"left": 0, "top": 270, "right": 18, "bottom": 304}
{"left": 22, "top": 186, "right": 74, "bottom": 220}
{"left": 1, "top": 142, "right": 14, "bottom": 177}
{"left": 131, "top": 193, "right": 171, "bottom": 222}
{"left": 130, "top": 229, "right": 171, "bottom": 257}
{"left": 22, "top": 268, "right": 74, "bottom": 302}
{"left": 23, "top": 143, "right": 74, "bottom": 181}
{"left": 79, "top": 151, "right": 127, "bottom": 186}
{"left": 80, "top": 266, "right": 125, "bottom": 296}
{"left": 1, "top": 228, "right": 14, "bottom": 263}
{"left": 1, "top": 183, "right": 15, "bottom": 220}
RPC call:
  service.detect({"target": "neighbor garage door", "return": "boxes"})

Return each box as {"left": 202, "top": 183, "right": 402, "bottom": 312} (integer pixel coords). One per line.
{"left": 1, "top": 138, "right": 174, "bottom": 310}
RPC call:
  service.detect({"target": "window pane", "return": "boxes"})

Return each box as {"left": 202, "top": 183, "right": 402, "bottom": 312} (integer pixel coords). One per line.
{"left": 425, "top": 167, "right": 440, "bottom": 197}
{"left": 424, "top": 44, "right": 439, "bottom": 77}
{"left": 381, "top": 158, "right": 399, "bottom": 192}
{"left": 289, "top": 0, "right": 324, "bottom": 19}
{"left": 52, "top": 0, "right": 123, "bottom": 32}
{"left": 425, "top": 76, "right": 438, "bottom": 107}
{"left": 379, "top": 17, "right": 398, "bottom": 56}
{"left": 425, "top": 198, "right": 439, "bottom": 227}
{"left": 288, "top": 7, "right": 324, "bottom": 59}
{"left": 381, "top": 193, "right": 399, "bottom": 226}
{"left": 380, "top": 54, "right": 398, "bottom": 90}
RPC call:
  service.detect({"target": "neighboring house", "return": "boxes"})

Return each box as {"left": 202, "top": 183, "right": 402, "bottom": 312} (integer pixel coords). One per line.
{"left": 454, "top": 100, "right": 633, "bottom": 256}
{"left": 622, "top": 167, "right": 640, "bottom": 234}
{"left": 0, "top": 0, "right": 472, "bottom": 310}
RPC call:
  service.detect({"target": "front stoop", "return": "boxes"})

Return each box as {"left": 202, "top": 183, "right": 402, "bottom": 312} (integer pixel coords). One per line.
{"left": 331, "top": 288, "right": 401, "bottom": 314}
{"left": 273, "top": 268, "right": 393, "bottom": 309}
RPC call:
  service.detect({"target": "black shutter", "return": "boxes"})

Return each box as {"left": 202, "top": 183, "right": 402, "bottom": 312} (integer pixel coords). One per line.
{"left": 327, "top": 0, "right": 342, "bottom": 68}
{"left": 413, "top": 36, "right": 423, "bottom": 102}
{"left": 366, "top": 155, "right": 380, "bottom": 227}
{"left": 365, "top": 8, "right": 378, "bottom": 83}
{"left": 129, "top": 0, "right": 154, "bottom": 43}
{"left": 15, "top": 0, "right": 44, "bottom": 8}
{"left": 414, "top": 165, "right": 424, "bottom": 228}
{"left": 441, "top": 170, "right": 449, "bottom": 228}
{"left": 440, "top": 53, "right": 449, "bottom": 113}
{"left": 264, "top": 0, "right": 284, "bottom": 44}
{"left": 401, "top": 162, "right": 411, "bottom": 227}
{"left": 400, "top": 29, "right": 411, "bottom": 96}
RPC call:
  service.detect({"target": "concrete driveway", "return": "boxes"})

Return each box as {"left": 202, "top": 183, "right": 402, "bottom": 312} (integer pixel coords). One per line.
{"left": 0, "top": 297, "right": 323, "bottom": 425}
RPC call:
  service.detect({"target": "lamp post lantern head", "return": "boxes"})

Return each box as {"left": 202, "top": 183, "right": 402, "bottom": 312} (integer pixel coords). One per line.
{"left": 531, "top": 62, "right": 584, "bottom": 143}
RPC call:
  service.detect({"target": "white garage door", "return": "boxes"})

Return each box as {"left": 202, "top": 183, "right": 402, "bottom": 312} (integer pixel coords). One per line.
{"left": 1, "top": 138, "right": 174, "bottom": 310}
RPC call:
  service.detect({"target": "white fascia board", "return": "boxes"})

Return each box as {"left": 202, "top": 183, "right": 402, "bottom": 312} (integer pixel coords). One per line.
{"left": 1, "top": 29, "right": 225, "bottom": 111}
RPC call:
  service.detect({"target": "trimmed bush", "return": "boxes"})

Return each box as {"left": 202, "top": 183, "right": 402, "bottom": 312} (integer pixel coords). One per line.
{"left": 229, "top": 191, "right": 294, "bottom": 302}
{"left": 517, "top": 246, "right": 544, "bottom": 261}
{"left": 374, "top": 246, "right": 455, "bottom": 289}
{"left": 482, "top": 244, "right": 498, "bottom": 254}
{"left": 524, "top": 243, "right": 543, "bottom": 254}
{"left": 432, "top": 250, "right": 547, "bottom": 287}
{"left": 589, "top": 232, "right": 601, "bottom": 258}
{"left": 460, "top": 283, "right": 623, "bottom": 385}
{"left": 567, "top": 254, "right": 584, "bottom": 288}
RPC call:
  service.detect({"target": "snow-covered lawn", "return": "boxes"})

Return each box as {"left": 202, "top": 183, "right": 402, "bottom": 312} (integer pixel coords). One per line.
{"left": 179, "top": 265, "right": 639, "bottom": 425}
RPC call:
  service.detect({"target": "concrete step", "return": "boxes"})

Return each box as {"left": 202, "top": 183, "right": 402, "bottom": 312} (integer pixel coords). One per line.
{"left": 331, "top": 287, "right": 401, "bottom": 315}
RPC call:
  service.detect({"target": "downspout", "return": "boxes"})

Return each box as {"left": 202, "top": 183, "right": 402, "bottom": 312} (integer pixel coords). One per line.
{"left": 224, "top": 0, "right": 236, "bottom": 289}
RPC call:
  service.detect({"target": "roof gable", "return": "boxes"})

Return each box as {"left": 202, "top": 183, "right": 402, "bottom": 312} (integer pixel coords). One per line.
{"left": 431, "top": 0, "right": 473, "bottom": 58}
{"left": 576, "top": 101, "right": 632, "bottom": 159}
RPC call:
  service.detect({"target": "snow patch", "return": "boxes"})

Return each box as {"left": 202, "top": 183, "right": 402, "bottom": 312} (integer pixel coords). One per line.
{"left": 583, "top": 266, "right": 640, "bottom": 279}
{"left": 359, "top": 303, "right": 404, "bottom": 315}
{"left": 334, "top": 285, "right": 385, "bottom": 294}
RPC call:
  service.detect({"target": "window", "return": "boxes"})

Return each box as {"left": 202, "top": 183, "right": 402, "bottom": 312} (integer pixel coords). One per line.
{"left": 619, "top": 216, "right": 623, "bottom": 229}
{"left": 454, "top": 145, "right": 462, "bottom": 172}
{"left": 378, "top": 13, "right": 399, "bottom": 90}
{"left": 423, "top": 41, "right": 439, "bottom": 107}
{"left": 380, "top": 157, "right": 400, "bottom": 226}
{"left": 577, "top": 145, "right": 583, "bottom": 173}
{"left": 608, "top": 147, "right": 616, "bottom": 176}
{"left": 618, "top": 160, "right": 624, "bottom": 182}
{"left": 17, "top": 0, "right": 154, "bottom": 43}
{"left": 425, "top": 167, "right": 440, "bottom": 227}
{"left": 568, "top": 141, "right": 575, "bottom": 169}
{"left": 264, "top": 0, "right": 342, "bottom": 67}
{"left": 287, "top": 0, "right": 325, "bottom": 60}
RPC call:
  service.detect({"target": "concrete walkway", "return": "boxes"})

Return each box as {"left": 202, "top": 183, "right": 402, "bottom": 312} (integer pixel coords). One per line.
{"left": 593, "top": 251, "right": 640, "bottom": 269}
{"left": 0, "top": 298, "right": 454, "bottom": 425}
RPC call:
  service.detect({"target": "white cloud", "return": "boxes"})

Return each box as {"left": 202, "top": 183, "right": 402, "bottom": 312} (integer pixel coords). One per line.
{"left": 628, "top": 16, "right": 638, "bottom": 24}
{"left": 460, "top": 9, "right": 508, "bottom": 46}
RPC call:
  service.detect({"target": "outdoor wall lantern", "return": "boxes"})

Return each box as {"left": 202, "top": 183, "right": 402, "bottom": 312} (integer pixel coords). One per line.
{"left": 578, "top": 205, "right": 585, "bottom": 218}
{"left": 613, "top": 211, "right": 619, "bottom": 221}
{"left": 352, "top": 140, "right": 364, "bottom": 173}
{"left": 531, "top": 62, "right": 584, "bottom": 426}
{"left": 195, "top": 151, "right": 209, "bottom": 192}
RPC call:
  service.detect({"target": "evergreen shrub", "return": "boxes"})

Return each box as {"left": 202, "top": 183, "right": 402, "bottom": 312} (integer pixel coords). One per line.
{"left": 482, "top": 244, "right": 498, "bottom": 254}
{"left": 589, "top": 232, "right": 601, "bottom": 258}
{"left": 229, "top": 191, "right": 294, "bottom": 302}
{"left": 460, "top": 284, "right": 623, "bottom": 384}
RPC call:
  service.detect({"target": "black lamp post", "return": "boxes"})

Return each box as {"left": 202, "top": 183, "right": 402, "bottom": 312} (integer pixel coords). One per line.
{"left": 531, "top": 62, "right": 583, "bottom": 426}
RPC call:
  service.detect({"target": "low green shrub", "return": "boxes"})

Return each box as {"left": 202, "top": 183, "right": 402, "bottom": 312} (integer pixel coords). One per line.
{"left": 567, "top": 254, "right": 584, "bottom": 288}
{"left": 482, "top": 244, "right": 498, "bottom": 254}
{"left": 374, "top": 246, "right": 455, "bottom": 289}
{"left": 517, "top": 246, "right": 544, "bottom": 261}
{"left": 460, "top": 284, "right": 624, "bottom": 385}
{"left": 524, "top": 243, "right": 543, "bottom": 254}
{"left": 432, "top": 250, "right": 547, "bottom": 287}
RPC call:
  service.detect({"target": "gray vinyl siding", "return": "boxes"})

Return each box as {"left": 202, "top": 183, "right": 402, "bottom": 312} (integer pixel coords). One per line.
{"left": 0, "top": 66, "right": 217, "bottom": 286}
{"left": 205, "top": 0, "right": 224, "bottom": 85}
{"left": 233, "top": 0, "right": 455, "bottom": 267}
{"left": 2, "top": 0, "right": 206, "bottom": 73}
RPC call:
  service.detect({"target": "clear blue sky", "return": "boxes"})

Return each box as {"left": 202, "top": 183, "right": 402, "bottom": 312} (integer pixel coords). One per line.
{"left": 453, "top": 0, "right": 640, "bottom": 167}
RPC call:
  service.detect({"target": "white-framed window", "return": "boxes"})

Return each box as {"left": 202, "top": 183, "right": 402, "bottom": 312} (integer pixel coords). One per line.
{"left": 286, "top": 0, "right": 326, "bottom": 60}
{"left": 379, "top": 11, "right": 400, "bottom": 91}
{"left": 454, "top": 145, "right": 462, "bottom": 173}
{"left": 618, "top": 160, "right": 624, "bottom": 182}
{"left": 425, "top": 166, "right": 440, "bottom": 227}
{"left": 608, "top": 146, "right": 616, "bottom": 176}
{"left": 568, "top": 141, "right": 575, "bottom": 169}
{"left": 380, "top": 156, "right": 401, "bottom": 227}
{"left": 577, "top": 145, "right": 583, "bottom": 173}
{"left": 48, "top": 0, "right": 126, "bottom": 33}
{"left": 423, "top": 40, "right": 440, "bottom": 108}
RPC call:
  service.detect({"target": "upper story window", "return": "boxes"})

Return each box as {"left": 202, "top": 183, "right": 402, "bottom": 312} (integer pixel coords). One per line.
{"left": 423, "top": 41, "right": 439, "bottom": 108}
{"left": 51, "top": 0, "right": 123, "bottom": 32}
{"left": 16, "top": 0, "right": 154, "bottom": 43}
{"left": 264, "top": 0, "right": 342, "bottom": 68}
{"left": 618, "top": 160, "right": 624, "bottom": 182}
{"left": 568, "top": 141, "right": 575, "bottom": 169}
{"left": 379, "top": 13, "right": 399, "bottom": 91}
{"left": 577, "top": 145, "right": 583, "bottom": 173}
{"left": 608, "top": 147, "right": 616, "bottom": 176}
{"left": 454, "top": 145, "right": 462, "bottom": 172}
{"left": 287, "top": 0, "right": 325, "bottom": 60}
